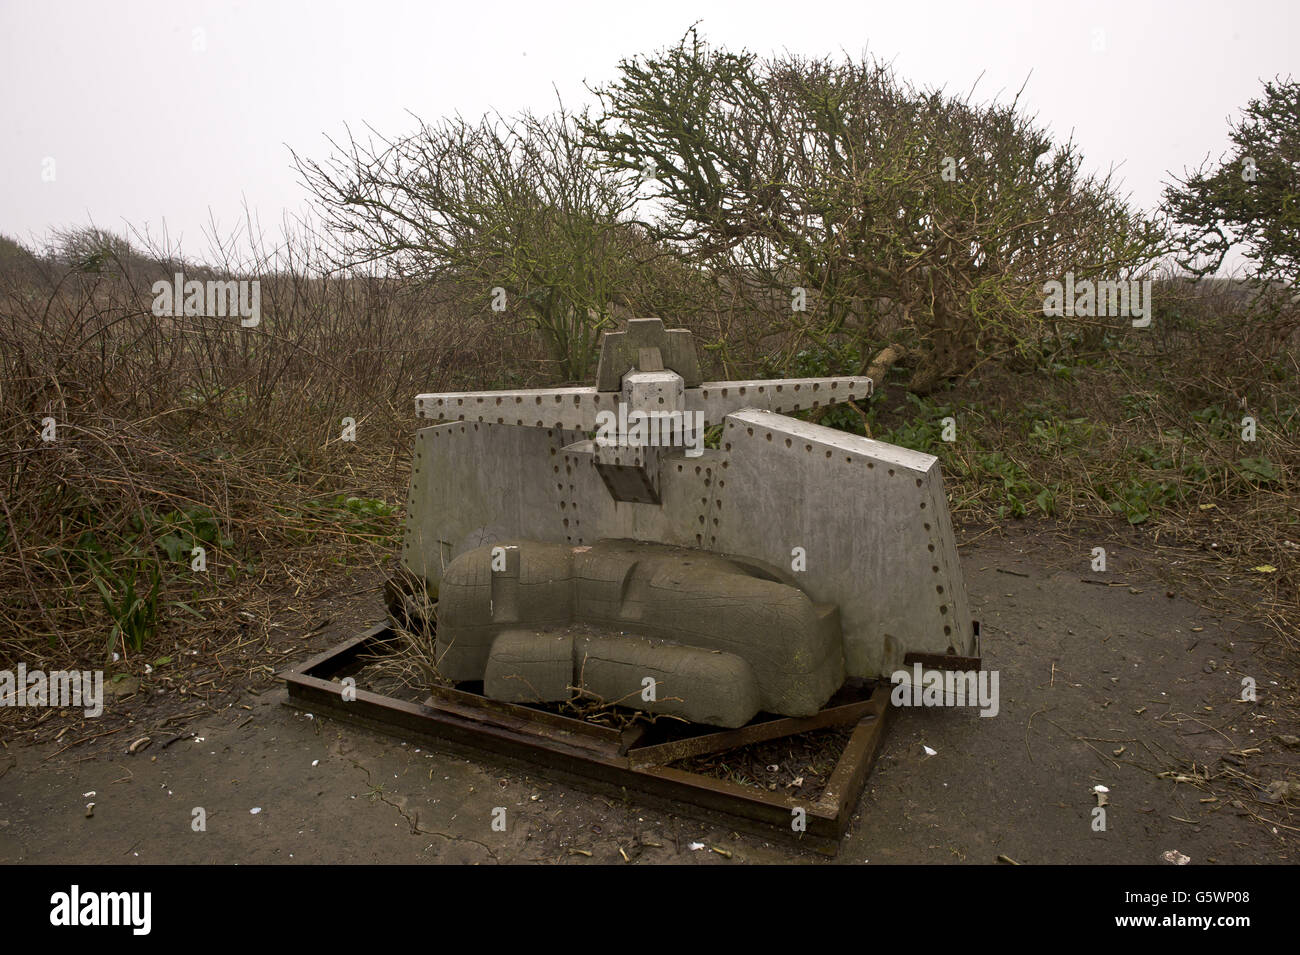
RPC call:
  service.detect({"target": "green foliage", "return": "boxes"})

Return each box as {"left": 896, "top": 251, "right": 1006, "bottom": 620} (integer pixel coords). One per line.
{"left": 974, "top": 452, "right": 1036, "bottom": 519}
{"left": 1028, "top": 417, "right": 1097, "bottom": 449}
{"left": 336, "top": 495, "right": 396, "bottom": 518}
{"left": 876, "top": 393, "right": 958, "bottom": 453}
{"left": 50, "top": 226, "right": 134, "bottom": 275}
{"left": 1237, "top": 456, "right": 1279, "bottom": 484}
{"left": 584, "top": 27, "right": 1165, "bottom": 393}
{"left": 152, "top": 506, "right": 233, "bottom": 564}
{"left": 1163, "top": 76, "right": 1300, "bottom": 288}
{"left": 43, "top": 504, "right": 235, "bottom": 658}
{"left": 777, "top": 342, "right": 862, "bottom": 379}
{"left": 92, "top": 557, "right": 161, "bottom": 656}
{"left": 278, "top": 495, "right": 400, "bottom": 545}
{"left": 1105, "top": 477, "right": 1180, "bottom": 525}
{"left": 1033, "top": 485, "right": 1059, "bottom": 517}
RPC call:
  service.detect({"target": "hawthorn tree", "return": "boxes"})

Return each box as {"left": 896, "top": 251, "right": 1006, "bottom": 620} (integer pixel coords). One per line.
{"left": 1163, "top": 77, "right": 1299, "bottom": 295}
{"left": 582, "top": 28, "right": 1165, "bottom": 392}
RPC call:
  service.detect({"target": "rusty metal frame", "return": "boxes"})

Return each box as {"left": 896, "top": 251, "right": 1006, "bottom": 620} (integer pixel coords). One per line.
{"left": 903, "top": 620, "right": 983, "bottom": 672}
{"left": 279, "top": 623, "right": 893, "bottom": 852}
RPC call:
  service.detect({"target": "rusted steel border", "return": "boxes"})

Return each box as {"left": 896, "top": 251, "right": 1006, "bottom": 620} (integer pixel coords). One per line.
{"left": 904, "top": 620, "right": 982, "bottom": 672}
{"left": 278, "top": 623, "right": 893, "bottom": 852}
{"left": 902, "top": 650, "right": 982, "bottom": 672}
{"left": 628, "top": 694, "right": 879, "bottom": 768}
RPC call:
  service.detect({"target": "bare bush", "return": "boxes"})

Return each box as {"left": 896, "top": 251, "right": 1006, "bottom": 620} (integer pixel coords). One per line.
{"left": 0, "top": 221, "right": 509, "bottom": 666}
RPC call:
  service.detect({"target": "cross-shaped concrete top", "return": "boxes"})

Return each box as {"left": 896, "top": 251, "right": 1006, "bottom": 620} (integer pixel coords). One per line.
{"left": 594, "top": 317, "right": 702, "bottom": 390}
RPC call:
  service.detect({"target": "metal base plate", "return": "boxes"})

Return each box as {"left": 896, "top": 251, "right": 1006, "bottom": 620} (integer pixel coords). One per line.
{"left": 279, "top": 623, "right": 894, "bottom": 853}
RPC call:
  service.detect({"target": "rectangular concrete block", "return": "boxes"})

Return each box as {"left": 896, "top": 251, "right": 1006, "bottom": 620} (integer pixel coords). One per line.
{"left": 573, "top": 630, "right": 760, "bottom": 728}
{"left": 483, "top": 630, "right": 574, "bottom": 703}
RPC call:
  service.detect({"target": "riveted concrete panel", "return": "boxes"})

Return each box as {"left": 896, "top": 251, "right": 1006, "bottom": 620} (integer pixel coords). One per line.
{"left": 402, "top": 412, "right": 972, "bottom": 682}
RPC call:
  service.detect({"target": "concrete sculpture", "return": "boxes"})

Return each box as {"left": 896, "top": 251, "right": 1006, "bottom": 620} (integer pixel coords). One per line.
{"left": 390, "top": 318, "right": 975, "bottom": 727}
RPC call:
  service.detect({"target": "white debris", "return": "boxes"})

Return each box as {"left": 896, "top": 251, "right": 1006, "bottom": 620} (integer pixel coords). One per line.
{"left": 1161, "top": 849, "right": 1190, "bottom": 865}
{"left": 250, "top": 807, "right": 262, "bottom": 815}
{"left": 1094, "top": 785, "right": 1110, "bottom": 793}
{"left": 311, "top": 760, "right": 319, "bottom": 767}
{"left": 923, "top": 745, "right": 937, "bottom": 757}
{"left": 688, "top": 842, "right": 706, "bottom": 851}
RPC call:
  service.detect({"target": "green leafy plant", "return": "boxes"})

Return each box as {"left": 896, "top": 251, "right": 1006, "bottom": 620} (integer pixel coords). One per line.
{"left": 93, "top": 558, "right": 161, "bottom": 657}
{"left": 153, "top": 506, "right": 233, "bottom": 564}
{"left": 1237, "top": 456, "right": 1279, "bottom": 484}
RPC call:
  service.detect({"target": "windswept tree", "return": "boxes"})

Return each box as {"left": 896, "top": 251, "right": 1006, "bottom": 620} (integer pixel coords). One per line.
{"left": 49, "top": 226, "right": 137, "bottom": 274}
{"left": 1163, "top": 77, "right": 1299, "bottom": 301}
{"left": 583, "top": 28, "right": 1165, "bottom": 392}
{"left": 295, "top": 107, "right": 667, "bottom": 381}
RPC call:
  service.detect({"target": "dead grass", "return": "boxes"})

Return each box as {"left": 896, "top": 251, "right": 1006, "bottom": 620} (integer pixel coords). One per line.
{"left": 0, "top": 232, "right": 534, "bottom": 682}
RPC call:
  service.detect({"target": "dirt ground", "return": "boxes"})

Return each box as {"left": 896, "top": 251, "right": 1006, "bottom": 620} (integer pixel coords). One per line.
{"left": 2, "top": 521, "right": 1296, "bottom": 864}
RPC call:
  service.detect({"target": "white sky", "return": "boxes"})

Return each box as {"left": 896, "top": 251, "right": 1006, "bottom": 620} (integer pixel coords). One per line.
{"left": 2, "top": 0, "right": 1296, "bottom": 264}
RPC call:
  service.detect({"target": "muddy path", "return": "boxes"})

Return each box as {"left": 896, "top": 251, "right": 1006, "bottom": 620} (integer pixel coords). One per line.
{"left": 2, "top": 522, "right": 1295, "bottom": 864}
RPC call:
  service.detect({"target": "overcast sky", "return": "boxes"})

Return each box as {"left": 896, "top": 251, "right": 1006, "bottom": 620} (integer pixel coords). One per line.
{"left": 2, "top": 0, "right": 1296, "bottom": 264}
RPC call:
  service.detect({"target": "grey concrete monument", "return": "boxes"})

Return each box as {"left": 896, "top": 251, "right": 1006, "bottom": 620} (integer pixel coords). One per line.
{"left": 391, "top": 318, "right": 975, "bottom": 727}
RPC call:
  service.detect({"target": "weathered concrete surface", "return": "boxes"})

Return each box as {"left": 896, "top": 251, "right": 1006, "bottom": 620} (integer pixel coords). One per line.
{"left": 688, "top": 377, "right": 872, "bottom": 421}
{"left": 483, "top": 630, "right": 574, "bottom": 702}
{"left": 436, "top": 541, "right": 574, "bottom": 681}
{"left": 574, "top": 630, "right": 761, "bottom": 727}
{"left": 622, "top": 370, "right": 686, "bottom": 414}
{"left": 480, "top": 626, "right": 763, "bottom": 725}
{"left": 592, "top": 443, "right": 664, "bottom": 504}
{"left": 414, "top": 318, "right": 869, "bottom": 433}
{"left": 403, "top": 414, "right": 974, "bottom": 680}
{"left": 595, "top": 317, "right": 702, "bottom": 391}
{"left": 716, "top": 410, "right": 974, "bottom": 677}
{"left": 401, "top": 424, "right": 586, "bottom": 587}
{"left": 435, "top": 540, "right": 841, "bottom": 724}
